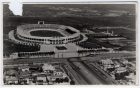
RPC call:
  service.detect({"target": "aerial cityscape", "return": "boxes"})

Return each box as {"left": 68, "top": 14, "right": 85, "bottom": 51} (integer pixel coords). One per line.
{"left": 3, "top": 4, "right": 136, "bottom": 85}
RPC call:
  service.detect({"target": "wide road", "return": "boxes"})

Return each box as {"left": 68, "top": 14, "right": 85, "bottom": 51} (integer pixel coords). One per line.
{"left": 4, "top": 52, "right": 135, "bottom": 65}
{"left": 62, "top": 64, "right": 88, "bottom": 85}
{"left": 82, "top": 61, "right": 117, "bottom": 84}
{"left": 80, "top": 53, "right": 135, "bottom": 61}
{"left": 3, "top": 57, "right": 68, "bottom": 65}
{"left": 71, "top": 61, "right": 106, "bottom": 84}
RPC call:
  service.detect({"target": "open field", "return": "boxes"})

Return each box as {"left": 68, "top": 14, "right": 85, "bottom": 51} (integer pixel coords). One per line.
{"left": 30, "top": 30, "right": 64, "bottom": 37}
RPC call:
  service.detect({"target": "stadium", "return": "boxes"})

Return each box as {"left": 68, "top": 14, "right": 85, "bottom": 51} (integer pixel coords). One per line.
{"left": 8, "top": 23, "right": 119, "bottom": 58}
{"left": 8, "top": 23, "right": 114, "bottom": 58}
{"left": 13, "top": 24, "right": 81, "bottom": 45}
{"left": 8, "top": 23, "right": 87, "bottom": 58}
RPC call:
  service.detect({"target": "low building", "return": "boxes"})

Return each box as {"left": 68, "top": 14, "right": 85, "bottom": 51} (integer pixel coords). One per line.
{"left": 36, "top": 74, "right": 47, "bottom": 82}
{"left": 42, "top": 63, "right": 55, "bottom": 72}
{"left": 5, "top": 76, "right": 18, "bottom": 85}
{"left": 115, "top": 67, "right": 127, "bottom": 73}
{"left": 100, "top": 59, "right": 115, "bottom": 70}
{"left": 18, "top": 66, "right": 29, "bottom": 72}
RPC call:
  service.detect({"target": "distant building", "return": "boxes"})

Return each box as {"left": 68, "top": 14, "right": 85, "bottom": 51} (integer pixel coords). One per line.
{"left": 42, "top": 63, "right": 55, "bottom": 71}
{"left": 36, "top": 74, "right": 47, "bottom": 83}
{"left": 115, "top": 67, "right": 127, "bottom": 73}
{"left": 18, "top": 66, "right": 29, "bottom": 72}
{"left": 5, "top": 76, "right": 18, "bottom": 84}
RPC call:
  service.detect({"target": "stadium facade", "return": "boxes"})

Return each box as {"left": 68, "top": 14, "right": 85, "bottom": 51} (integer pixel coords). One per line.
{"left": 13, "top": 24, "right": 81, "bottom": 45}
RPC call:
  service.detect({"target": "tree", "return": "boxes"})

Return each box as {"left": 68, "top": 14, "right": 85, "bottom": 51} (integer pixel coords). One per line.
{"left": 64, "top": 77, "right": 69, "bottom": 82}
{"left": 55, "top": 78, "right": 60, "bottom": 83}
{"left": 70, "top": 80, "right": 75, "bottom": 85}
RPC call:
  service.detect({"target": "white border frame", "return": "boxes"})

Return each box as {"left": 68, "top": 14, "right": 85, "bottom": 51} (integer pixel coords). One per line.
{"left": 0, "top": 0, "right": 139, "bottom": 88}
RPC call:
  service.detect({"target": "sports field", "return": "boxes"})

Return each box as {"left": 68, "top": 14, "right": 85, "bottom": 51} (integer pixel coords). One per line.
{"left": 30, "top": 30, "right": 64, "bottom": 37}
